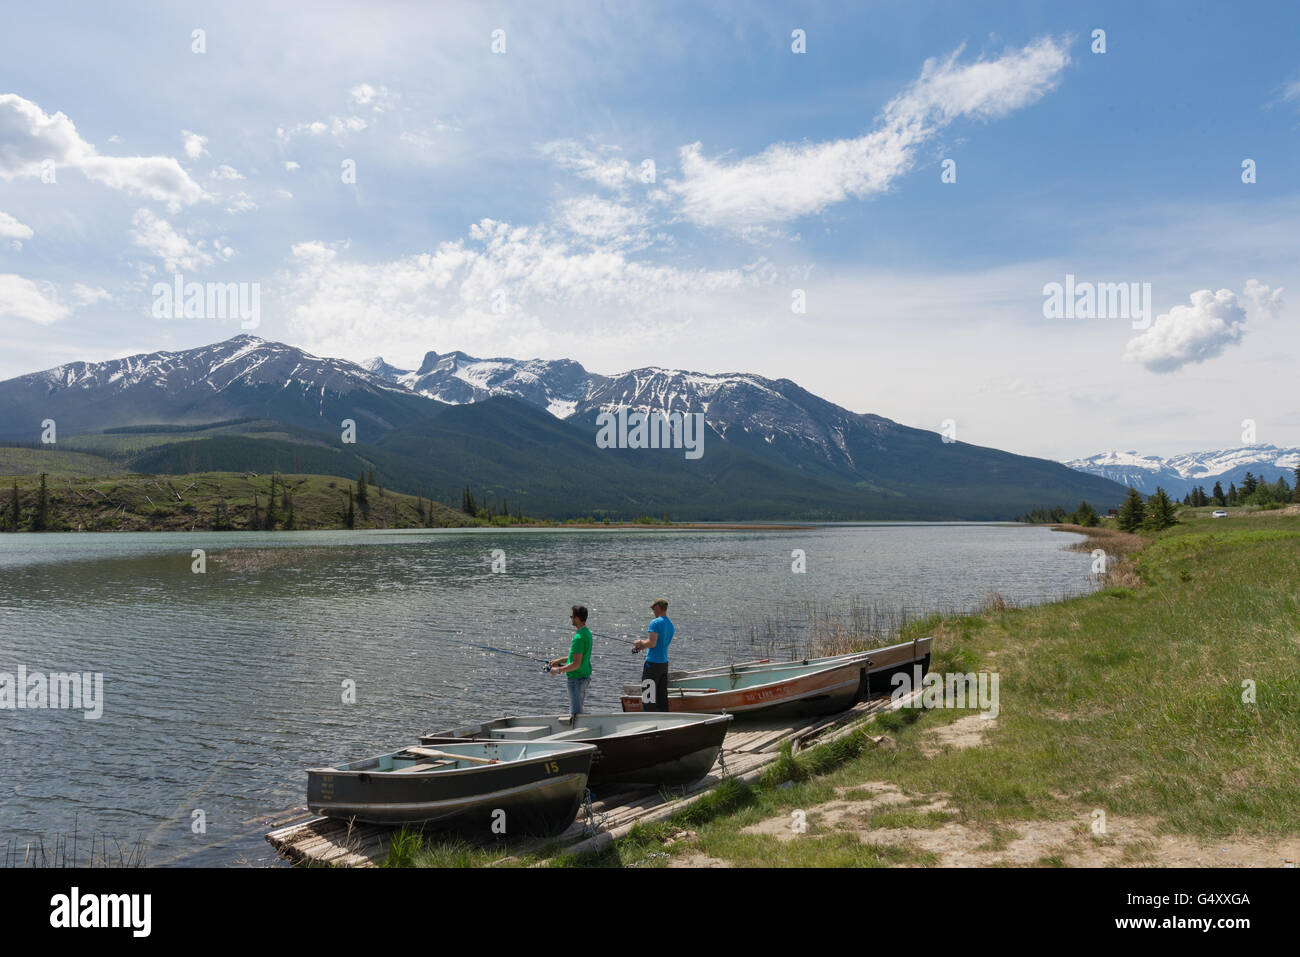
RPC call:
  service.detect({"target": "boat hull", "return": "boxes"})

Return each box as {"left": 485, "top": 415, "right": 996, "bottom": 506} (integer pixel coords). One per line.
{"left": 420, "top": 713, "right": 732, "bottom": 788}
{"left": 307, "top": 744, "right": 594, "bottom": 835}
{"left": 621, "top": 661, "right": 865, "bottom": 718}
{"left": 620, "top": 638, "right": 933, "bottom": 719}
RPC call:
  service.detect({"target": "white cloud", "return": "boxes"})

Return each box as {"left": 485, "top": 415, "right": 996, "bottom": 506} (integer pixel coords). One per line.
{"left": 556, "top": 196, "right": 648, "bottom": 246}
{"left": 225, "top": 192, "right": 258, "bottom": 214}
{"left": 0, "top": 211, "right": 33, "bottom": 249}
{"left": 0, "top": 94, "right": 205, "bottom": 209}
{"left": 1243, "top": 278, "right": 1283, "bottom": 317}
{"left": 0, "top": 273, "right": 69, "bottom": 325}
{"left": 181, "top": 130, "right": 208, "bottom": 159}
{"left": 129, "top": 208, "right": 215, "bottom": 272}
{"left": 540, "top": 140, "right": 643, "bottom": 193}
{"left": 71, "top": 282, "right": 110, "bottom": 306}
{"left": 1123, "top": 287, "right": 1248, "bottom": 373}
{"left": 665, "top": 36, "right": 1070, "bottom": 231}
{"left": 348, "top": 83, "right": 395, "bottom": 112}
{"left": 284, "top": 161, "right": 300, "bottom": 171}
{"left": 283, "top": 218, "right": 743, "bottom": 360}
{"left": 211, "top": 164, "right": 244, "bottom": 180}
{"left": 276, "top": 115, "right": 368, "bottom": 142}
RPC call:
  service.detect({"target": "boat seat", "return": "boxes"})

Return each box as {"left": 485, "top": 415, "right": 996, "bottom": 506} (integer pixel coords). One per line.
{"left": 488, "top": 725, "right": 554, "bottom": 740}
{"left": 544, "top": 727, "right": 593, "bottom": 740}
{"left": 604, "top": 723, "right": 658, "bottom": 736}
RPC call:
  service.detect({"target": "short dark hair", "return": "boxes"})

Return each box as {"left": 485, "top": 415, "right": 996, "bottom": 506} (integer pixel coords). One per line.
{"left": 652, "top": 598, "right": 668, "bottom": 611}
{"left": 571, "top": 604, "right": 588, "bottom": 623}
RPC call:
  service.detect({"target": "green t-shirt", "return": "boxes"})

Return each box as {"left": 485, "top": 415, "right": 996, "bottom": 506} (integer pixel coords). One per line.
{"left": 566, "top": 626, "right": 593, "bottom": 679}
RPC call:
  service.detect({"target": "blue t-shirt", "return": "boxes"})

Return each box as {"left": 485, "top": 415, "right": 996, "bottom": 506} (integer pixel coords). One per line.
{"left": 646, "top": 615, "right": 674, "bottom": 664}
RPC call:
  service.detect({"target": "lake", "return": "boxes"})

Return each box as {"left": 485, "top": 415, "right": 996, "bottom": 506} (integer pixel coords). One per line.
{"left": 0, "top": 523, "right": 1094, "bottom": 866}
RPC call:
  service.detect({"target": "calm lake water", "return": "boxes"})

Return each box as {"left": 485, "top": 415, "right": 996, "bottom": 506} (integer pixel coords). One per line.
{"left": 0, "top": 523, "right": 1093, "bottom": 866}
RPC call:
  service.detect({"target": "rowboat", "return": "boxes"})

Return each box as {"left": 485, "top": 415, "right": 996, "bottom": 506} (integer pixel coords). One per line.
{"left": 670, "top": 638, "right": 933, "bottom": 699}
{"left": 306, "top": 740, "right": 597, "bottom": 835}
{"left": 621, "top": 637, "right": 933, "bottom": 718}
{"left": 420, "top": 712, "right": 733, "bottom": 788}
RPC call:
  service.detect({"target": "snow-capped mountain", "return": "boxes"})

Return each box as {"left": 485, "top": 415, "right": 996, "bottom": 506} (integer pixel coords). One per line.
{"left": 0, "top": 335, "right": 439, "bottom": 437}
{"left": 361, "top": 350, "right": 899, "bottom": 475}
{"left": 1065, "top": 446, "right": 1300, "bottom": 496}
{"left": 0, "top": 334, "right": 1129, "bottom": 518}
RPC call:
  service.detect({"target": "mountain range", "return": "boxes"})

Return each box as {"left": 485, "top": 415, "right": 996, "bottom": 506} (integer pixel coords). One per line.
{"left": 1064, "top": 447, "right": 1300, "bottom": 497}
{"left": 0, "top": 335, "right": 1129, "bottom": 520}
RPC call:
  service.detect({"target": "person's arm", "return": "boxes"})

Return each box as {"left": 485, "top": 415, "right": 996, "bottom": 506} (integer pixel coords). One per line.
{"left": 634, "top": 624, "right": 659, "bottom": 652}
{"left": 552, "top": 652, "right": 582, "bottom": 675}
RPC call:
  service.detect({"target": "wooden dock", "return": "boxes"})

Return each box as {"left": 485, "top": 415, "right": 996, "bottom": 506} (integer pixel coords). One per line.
{"left": 266, "top": 693, "right": 914, "bottom": 867}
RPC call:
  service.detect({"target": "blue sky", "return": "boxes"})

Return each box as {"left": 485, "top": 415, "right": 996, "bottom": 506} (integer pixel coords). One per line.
{"left": 2, "top": 0, "right": 1298, "bottom": 460}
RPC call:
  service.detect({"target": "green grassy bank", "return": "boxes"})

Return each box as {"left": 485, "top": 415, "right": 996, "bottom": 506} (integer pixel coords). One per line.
{"left": 378, "top": 513, "right": 1299, "bottom": 867}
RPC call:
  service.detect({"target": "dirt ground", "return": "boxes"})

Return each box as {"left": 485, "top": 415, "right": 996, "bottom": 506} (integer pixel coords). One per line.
{"left": 681, "top": 715, "right": 1300, "bottom": 867}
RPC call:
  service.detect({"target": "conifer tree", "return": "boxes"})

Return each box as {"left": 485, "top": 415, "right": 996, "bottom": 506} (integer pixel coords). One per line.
{"left": 284, "top": 491, "right": 295, "bottom": 530}
{"left": 1212, "top": 481, "right": 1225, "bottom": 506}
{"left": 344, "top": 489, "right": 356, "bottom": 529}
{"left": 1144, "top": 487, "right": 1178, "bottom": 531}
{"left": 356, "top": 471, "right": 369, "bottom": 514}
{"left": 31, "top": 472, "right": 49, "bottom": 531}
{"left": 265, "top": 476, "right": 278, "bottom": 530}
{"left": 1071, "top": 500, "right": 1100, "bottom": 527}
{"left": 1117, "top": 487, "right": 1146, "bottom": 532}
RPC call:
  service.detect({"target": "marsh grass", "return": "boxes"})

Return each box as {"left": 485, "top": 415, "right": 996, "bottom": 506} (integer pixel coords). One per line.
{"left": 2, "top": 830, "right": 148, "bottom": 867}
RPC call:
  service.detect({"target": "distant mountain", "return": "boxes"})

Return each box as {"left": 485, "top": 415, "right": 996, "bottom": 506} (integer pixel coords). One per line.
{"left": 0, "top": 336, "right": 440, "bottom": 439}
{"left": 0, "top": 335, "right": 1129, "bottom": 520}
{"left": 1065, "top": 446, "right": 1300, "bottom": 496}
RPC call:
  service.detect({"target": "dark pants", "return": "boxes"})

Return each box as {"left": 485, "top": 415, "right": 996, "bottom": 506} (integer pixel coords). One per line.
{"left": 641, "top": 661, "right": 669, "bottom": 712}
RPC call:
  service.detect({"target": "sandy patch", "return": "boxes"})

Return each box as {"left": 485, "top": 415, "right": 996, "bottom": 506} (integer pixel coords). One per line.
{"left": 919, "top": 714, "right": 997, "bottom": 757}
{"left": 744, "top": 792, "right": 1300, "bottom": 866}
{"left": 668, "top": 852, "right": 731, "bottom": 868}
{"left": 740, "top": 782, "right": 943, "bottom": 843}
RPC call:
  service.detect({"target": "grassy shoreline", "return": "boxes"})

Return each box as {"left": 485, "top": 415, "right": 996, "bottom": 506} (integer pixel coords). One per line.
{"left": 591, "top": 513, "right": 1300, "bottom": 867}
{"left": 381, "top": 513, "right": 1299, "bottom": 868}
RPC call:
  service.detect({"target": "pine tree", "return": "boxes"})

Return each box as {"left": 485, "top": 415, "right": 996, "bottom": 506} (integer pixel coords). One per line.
{"left": 462, "top": 485, "right": 476, "bottom": 515}
{"left": 367, "top": 467, "right": 376, "bottom": 487}
{"left": 1212, "top": 481, "right": 1226, "bottom": 506}
{"left": 344, "top": 489, "right": 356, "bottom": 529}
{"left": 31, "top": 472, "right": 49, "bottom": 531}
{"left": 264, "top": 476, "right": 278, "bottom": 530}
{"left": 284, "top": 491, "right": 295, "bottom": 530}
{"left": 1071, "top": 501, "right": 1100, "bottom": 527}
{"left": 1294, "top": 468, "right": 1300, "bottom": 503}
{"left": 356, "top": 471, "right": 369, "bottom": 514}
{"left": 1144, "top": 487, "right": 1178, "bottom": 531}
{"left": 1228, "top": 482, "right": 1238, "bottom": 505}
{"left": 1117, "top": 487, "right": 1146, "bottom": 532}
{"left": 1242, "top": 472, "right": 1257, "bottom": 496}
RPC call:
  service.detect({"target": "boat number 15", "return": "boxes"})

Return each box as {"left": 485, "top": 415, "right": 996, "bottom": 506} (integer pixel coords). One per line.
{"left": 543, "top": 761, "right": 560, "bottom": 774}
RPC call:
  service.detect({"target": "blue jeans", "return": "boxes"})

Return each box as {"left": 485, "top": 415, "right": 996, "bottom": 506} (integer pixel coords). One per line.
{"left": 566, "top": 676, "right": 590, "bottom": 715}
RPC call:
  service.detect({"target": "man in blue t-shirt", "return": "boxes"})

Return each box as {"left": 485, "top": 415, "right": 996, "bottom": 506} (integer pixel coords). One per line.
{"left": 633, "top": 598, "right": 674, "bottom": 712}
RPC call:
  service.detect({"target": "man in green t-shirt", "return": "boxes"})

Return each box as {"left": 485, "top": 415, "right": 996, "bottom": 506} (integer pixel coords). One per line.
{"left": 549, "top": 605, "right": 593, "bottom": 715}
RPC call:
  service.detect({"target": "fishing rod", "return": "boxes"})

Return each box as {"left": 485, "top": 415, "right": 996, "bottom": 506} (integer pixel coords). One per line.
{"left": 591, "top": 631, "right": 643, "bottom": 653}
{"left": 468, "top": 643, "right": 554, "bottom": 673}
